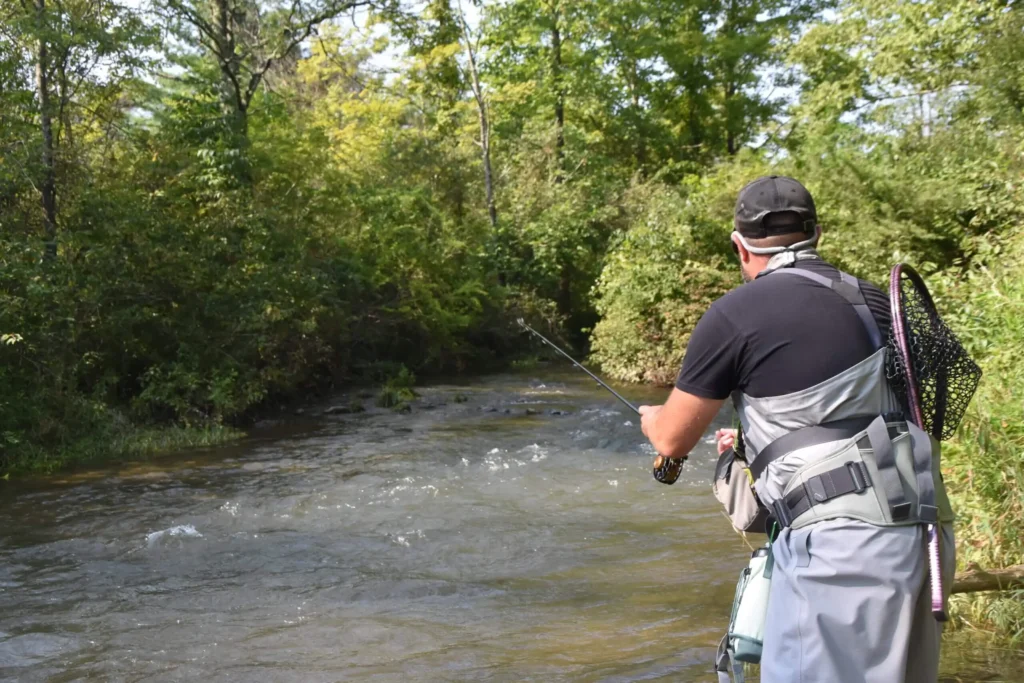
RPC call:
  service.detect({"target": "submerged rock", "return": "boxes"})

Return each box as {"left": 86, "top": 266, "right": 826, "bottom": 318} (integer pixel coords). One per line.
{"left": 323, "top": 405, "right": 352, "bottom": 415}
{"left": 324, "top": 401, "right": 366, "bottom": 416}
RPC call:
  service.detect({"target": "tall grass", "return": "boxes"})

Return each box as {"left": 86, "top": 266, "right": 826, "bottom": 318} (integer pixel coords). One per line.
{"left": 2, "top": 423, "right": 242, "bottom": 476}
{"left": 939, "top": 230, "right": 1024, "bottom": 641}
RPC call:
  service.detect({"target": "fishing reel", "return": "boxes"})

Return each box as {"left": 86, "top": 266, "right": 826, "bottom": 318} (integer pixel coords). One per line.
{"left": 652, "top": 455, "right": 685, "bottom": 485}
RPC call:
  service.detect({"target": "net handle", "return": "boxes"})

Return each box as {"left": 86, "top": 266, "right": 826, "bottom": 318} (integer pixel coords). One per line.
{"left": 889, "top": 263, "right": 947, "bottom": 621}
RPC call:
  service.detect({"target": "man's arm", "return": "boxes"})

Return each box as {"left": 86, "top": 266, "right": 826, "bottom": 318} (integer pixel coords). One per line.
{"left": 639, "top": 389, "right": 724, "bottom": 460}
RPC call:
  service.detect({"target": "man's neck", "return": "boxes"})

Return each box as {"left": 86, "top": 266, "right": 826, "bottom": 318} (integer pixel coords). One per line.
{"left": 763, "top": 248, "right": 821, "bottom": 273}
{"left": 749, "top": 249, "right": 822, "bottom": 279}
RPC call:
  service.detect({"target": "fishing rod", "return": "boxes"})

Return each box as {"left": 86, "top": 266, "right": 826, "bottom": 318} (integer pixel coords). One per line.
{"left": 516, "top": 318, "right": 684, "bottom": 485}
{"left": 517, "top": 318, "right": 638, "bottom": 415}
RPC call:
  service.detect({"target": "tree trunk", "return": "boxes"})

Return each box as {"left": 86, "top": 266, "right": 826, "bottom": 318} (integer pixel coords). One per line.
{"left": 953, "top": 563, "right": 1024, "bottom": 594}
{"left": 686, "top": 72, "right": 703, "bottom": 154}
{"left": 556, "top": 260, "right": 572, "bottom": 319}
{"left": 630, "top": 63, "right": 647, "bottom": 175}
{"left": 56, "top": 48, "right": 73, "bottom": 150}
{"left": 209, "top": 0, "right": 252, "bottom": 186}
{"left": 35, "top": 0, "right": 58, "bottom": 259}
{"left": 551, "top": 5, "right": 565, "bottom": 183}
{"left": 726, "top": 81, "right": 737, "bottom": 155}
{"left": 481, "top": 114, "right": 497, "bottom": 228}
{"left": 723, "top": 0, "right": 738, "bottom": 156}
{"left": 458, "top": 9, "right": 497, "bottom": 228}
{"left": 213, "top": 0, "right": 248, "bottom": 143}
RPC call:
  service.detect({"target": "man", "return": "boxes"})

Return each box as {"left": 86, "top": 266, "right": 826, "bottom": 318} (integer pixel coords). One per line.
{"left": 638, "top": 176, "right": 955, "bottom": 683}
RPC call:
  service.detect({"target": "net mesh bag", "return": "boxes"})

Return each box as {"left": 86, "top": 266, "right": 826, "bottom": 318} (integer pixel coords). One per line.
{"left": 885, "top": 266, "right": 982, "bottom": 441}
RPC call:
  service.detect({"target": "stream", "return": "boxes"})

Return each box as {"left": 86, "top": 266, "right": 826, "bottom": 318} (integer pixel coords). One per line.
{"left": 1, "top": 371, "right": 1021, "bottom": 681}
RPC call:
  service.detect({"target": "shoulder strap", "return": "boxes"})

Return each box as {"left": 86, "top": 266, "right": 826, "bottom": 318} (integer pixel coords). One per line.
{"left": 771, "top": 268, "right": 883, "bottom": 350}
{"left": 716, "top": 635, "right": 745, "bottom": 683}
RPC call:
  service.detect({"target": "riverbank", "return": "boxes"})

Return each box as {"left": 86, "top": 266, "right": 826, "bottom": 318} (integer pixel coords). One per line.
{"left": 2, "top": 423, "right": 244, "bottom": 478}
{"left": 0, "top": 358, "right": 556, "bottom": 479}
{"left": 939, "top": 231, "right": 1024, "bottom": 643}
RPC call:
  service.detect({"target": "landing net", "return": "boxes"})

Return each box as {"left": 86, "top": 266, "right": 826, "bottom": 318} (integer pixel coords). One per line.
{"left": 886, "top": 264, "right": 982, "bottom": 441}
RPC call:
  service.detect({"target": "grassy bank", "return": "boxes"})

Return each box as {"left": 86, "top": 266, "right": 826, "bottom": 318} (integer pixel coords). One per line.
{"left": 1, "top": 422, "right": 243, "bottom": 478}
{"left": 940, "top": 230, "right": 1024, "bottom": 642}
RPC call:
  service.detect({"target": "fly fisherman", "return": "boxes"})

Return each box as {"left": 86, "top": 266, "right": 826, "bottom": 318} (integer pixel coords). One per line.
{"left": 638, "top": 176, "right": 956, "bottom": 682}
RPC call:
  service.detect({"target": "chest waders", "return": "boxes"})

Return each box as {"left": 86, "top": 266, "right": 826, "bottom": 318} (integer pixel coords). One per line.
{"left": 714, "top": 260, "right": 954, "bottom": 683}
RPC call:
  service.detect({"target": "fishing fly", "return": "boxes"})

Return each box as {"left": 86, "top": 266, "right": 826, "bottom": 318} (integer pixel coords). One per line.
{"left": 516, "top": 318, "right": 685, "bottom": 485}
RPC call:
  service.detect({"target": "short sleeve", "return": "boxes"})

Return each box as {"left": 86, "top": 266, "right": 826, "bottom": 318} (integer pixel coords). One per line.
{"left": 675, "top": 304, "right": 745, "bottom": 400}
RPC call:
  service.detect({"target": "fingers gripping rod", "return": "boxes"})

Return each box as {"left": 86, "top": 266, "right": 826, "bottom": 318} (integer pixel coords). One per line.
{"left": 516, "top": 319, "right": 683, "bottom": 485}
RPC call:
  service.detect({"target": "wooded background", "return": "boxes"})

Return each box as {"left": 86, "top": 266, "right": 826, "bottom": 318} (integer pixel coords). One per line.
{"left": 1, "top": 0, "right": 1021, "bottom": 637}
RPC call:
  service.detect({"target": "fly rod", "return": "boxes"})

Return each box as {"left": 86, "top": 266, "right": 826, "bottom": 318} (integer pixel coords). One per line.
{"left": 517, "top": 318, "right": 638, "bottom": 415}
{"left": 516, "top": 318, "right": 684, "bottom": 485}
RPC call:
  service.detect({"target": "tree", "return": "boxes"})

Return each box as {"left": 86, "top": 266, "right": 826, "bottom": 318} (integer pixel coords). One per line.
{"left": 484, "top": 0, "right": 597, "bottom": 181}
{"left": 454, "top": 0, "right": 496, "bottom": 227}
{"left": 710, "top": 0, "right": 824, "bottom": 155}
{"left": 0, "top": 15, "right": 35, "bottom": 223}
{"left": 2, "top": 0, "right": 150, "bottom": 257}
{"left": 157, "top": 0, "right": 390, "bottom": 154}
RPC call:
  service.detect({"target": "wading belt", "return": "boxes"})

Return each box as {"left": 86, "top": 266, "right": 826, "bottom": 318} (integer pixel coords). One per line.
{"left": 749, "top": 415, "right": 907, "bottom": 528}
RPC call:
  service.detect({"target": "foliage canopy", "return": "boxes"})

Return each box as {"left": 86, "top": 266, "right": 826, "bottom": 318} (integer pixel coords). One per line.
{"left": 1, "top": 0, "right": 1022, "bottom": 637}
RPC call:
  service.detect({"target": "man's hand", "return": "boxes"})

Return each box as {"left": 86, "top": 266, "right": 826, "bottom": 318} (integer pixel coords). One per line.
{"left": 637, "top": 390, "right": 724, "bottom": 462}
{"left": 715, "top": 428, "right": 737, "bottom": 455}
{"left": 639, "top": 404, "right": 662, "bottom": 441}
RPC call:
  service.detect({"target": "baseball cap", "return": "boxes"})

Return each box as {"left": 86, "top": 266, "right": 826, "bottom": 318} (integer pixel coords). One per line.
{"left": 734, "top": 176, "right": 817, "bottom": 239}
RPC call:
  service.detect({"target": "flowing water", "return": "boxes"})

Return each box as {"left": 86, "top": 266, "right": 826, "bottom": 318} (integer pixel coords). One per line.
{"left": 1, "top": 371, "right": 1021, "bottom": 682}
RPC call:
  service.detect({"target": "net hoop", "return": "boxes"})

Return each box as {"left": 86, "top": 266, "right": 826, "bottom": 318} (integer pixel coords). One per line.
{"left": 889, "top": 264, "right": 927, "bottom": 431}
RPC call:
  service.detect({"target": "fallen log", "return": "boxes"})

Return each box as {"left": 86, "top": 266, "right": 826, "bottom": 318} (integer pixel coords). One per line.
{"left": 952, "top": 563, "right": 1024, "bottom": 594}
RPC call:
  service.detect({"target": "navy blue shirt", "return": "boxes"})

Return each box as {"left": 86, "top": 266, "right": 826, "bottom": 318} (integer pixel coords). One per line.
{"left": 675, "top": 260, "right": 891, "bottom": 400}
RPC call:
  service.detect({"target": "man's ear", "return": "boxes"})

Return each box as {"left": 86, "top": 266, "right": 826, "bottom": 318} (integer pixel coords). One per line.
{"left": 733, "top": 235, "right": 751, "bottom": 263}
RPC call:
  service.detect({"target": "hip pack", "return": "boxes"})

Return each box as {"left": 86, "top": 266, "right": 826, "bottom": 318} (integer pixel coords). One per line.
{"left": 755, "top": 415, "right": 955, "bottom": 530}
{"left": 712, "top": 444, "right": 767, "bottom": 533}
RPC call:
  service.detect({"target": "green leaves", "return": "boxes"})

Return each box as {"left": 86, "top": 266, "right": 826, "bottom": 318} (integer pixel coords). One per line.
{"left": 589, "top": 175, "right": 739, "bottom": 383}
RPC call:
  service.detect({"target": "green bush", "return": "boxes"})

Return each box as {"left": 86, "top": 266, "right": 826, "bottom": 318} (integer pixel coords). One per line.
{"left": 377, "top": 366, "right": 420, "bottom": 408}
{"left": 590, "top": 177, "right": 739, "bottom": 383}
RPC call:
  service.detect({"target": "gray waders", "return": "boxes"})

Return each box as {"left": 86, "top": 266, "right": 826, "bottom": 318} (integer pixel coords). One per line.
{"left": 715, "top": 257, "right": 956, "bottom": 683}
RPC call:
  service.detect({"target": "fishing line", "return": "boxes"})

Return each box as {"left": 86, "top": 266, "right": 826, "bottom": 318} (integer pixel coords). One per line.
{"left": 516, "top": 319, "right": 684, "bottom": 485}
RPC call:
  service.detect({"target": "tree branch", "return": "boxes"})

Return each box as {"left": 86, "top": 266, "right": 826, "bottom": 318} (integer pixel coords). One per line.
{"left": 162, "top": 0, "right": 220, "bottom": 47}
{"left": 242, "top": 0, "right": 374, "bottom": 107}
{"left": 953, "top": 563, "right": 1024, "bottom": 595}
